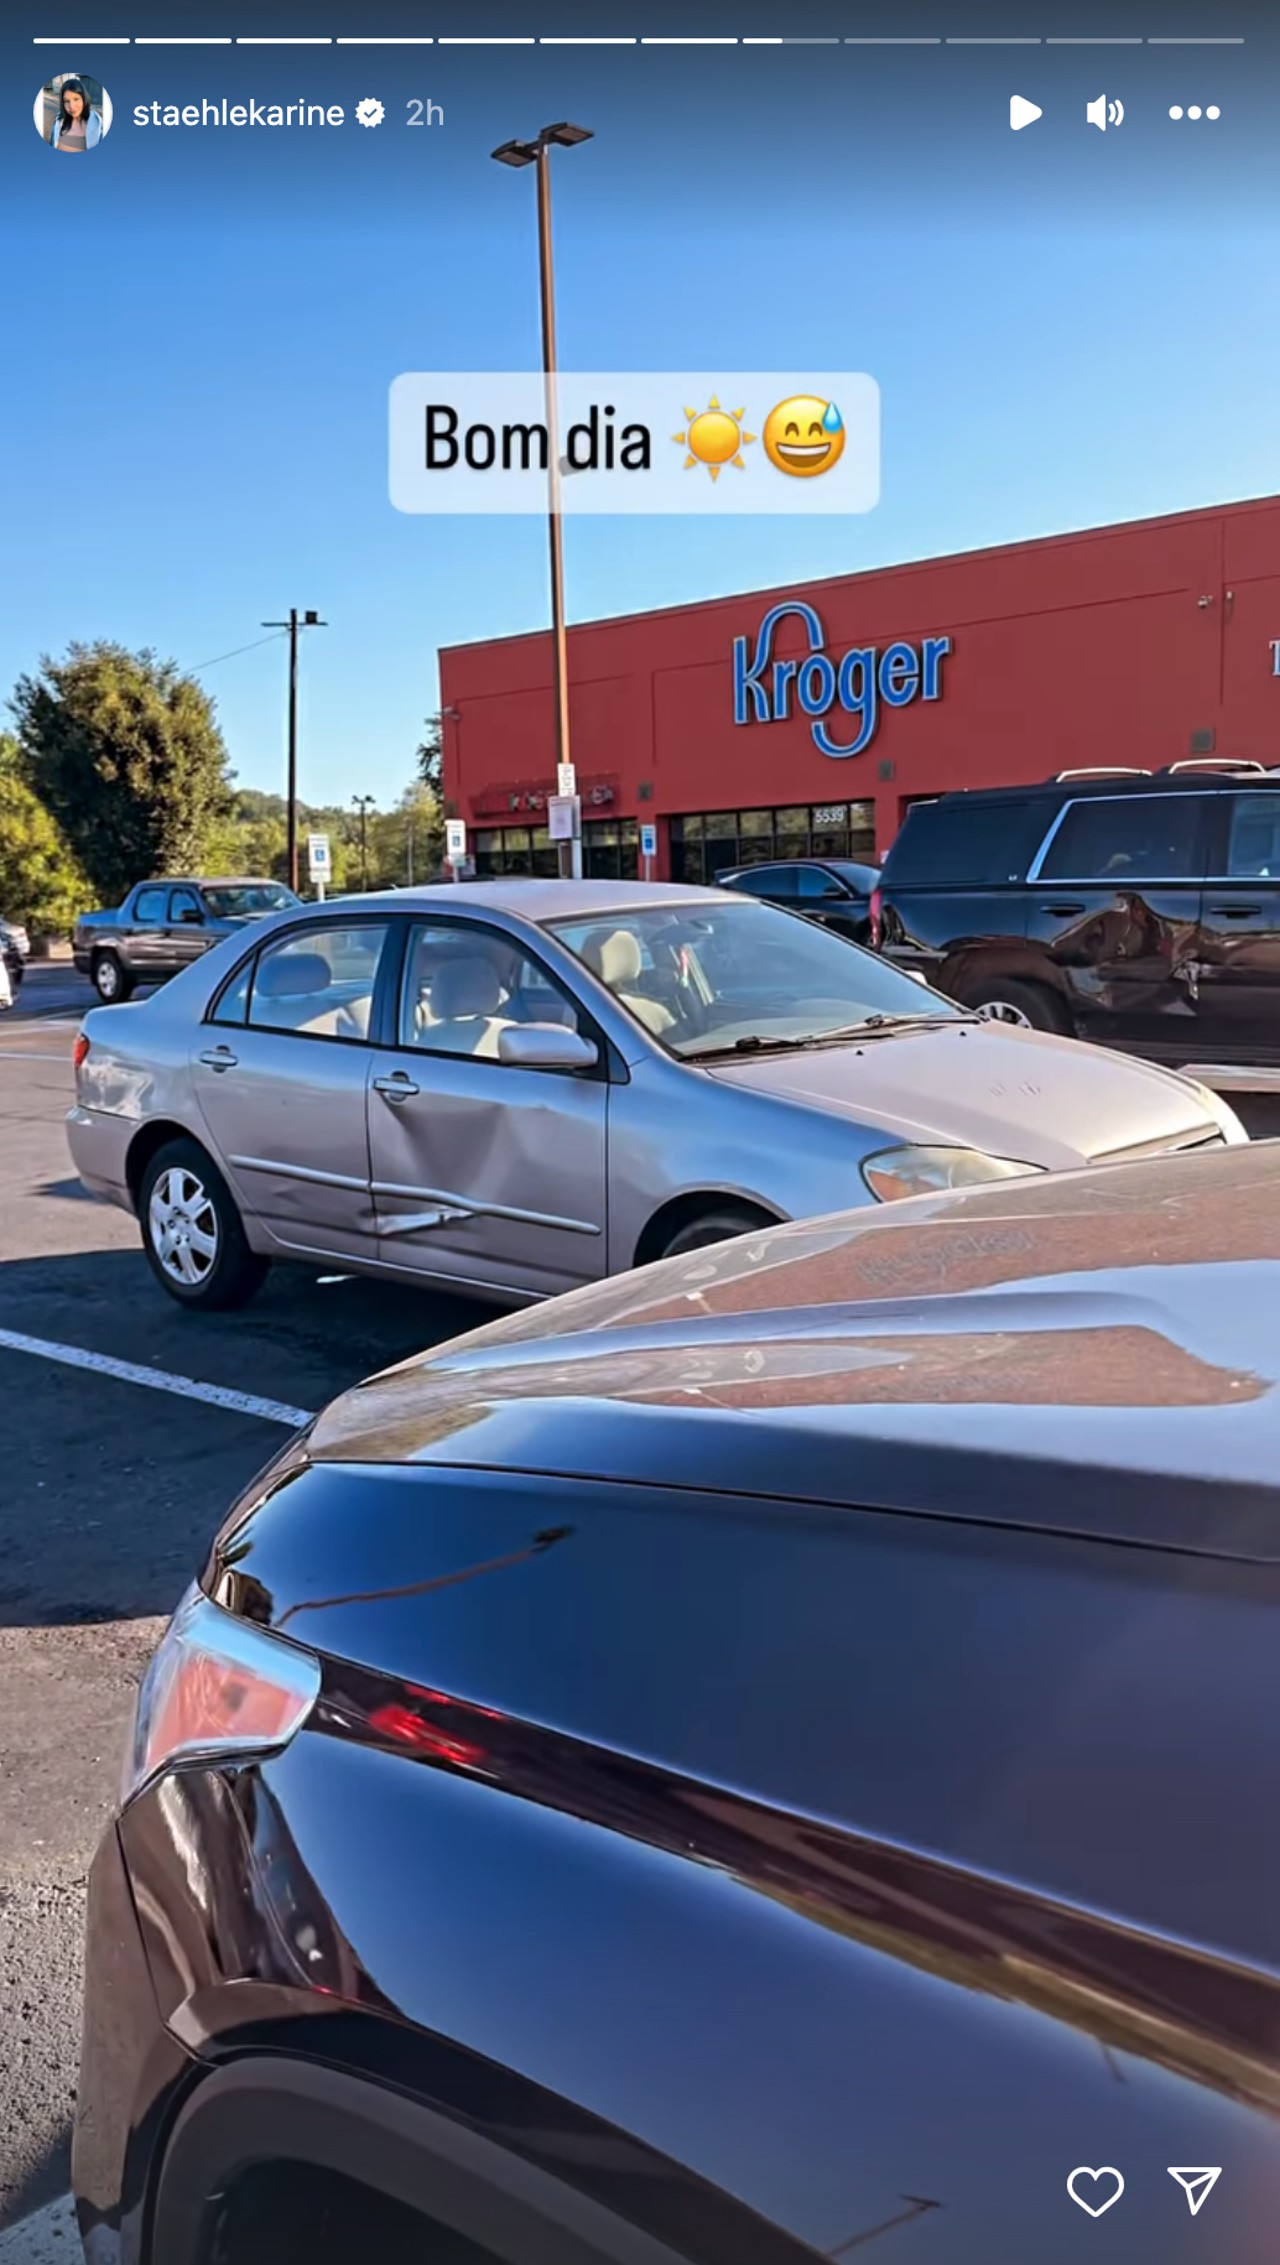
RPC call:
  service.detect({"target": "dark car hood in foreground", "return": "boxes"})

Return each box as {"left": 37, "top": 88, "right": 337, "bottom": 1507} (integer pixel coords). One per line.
{"left": 299, "top": 1145, "right": 1280, "bottom": 1560}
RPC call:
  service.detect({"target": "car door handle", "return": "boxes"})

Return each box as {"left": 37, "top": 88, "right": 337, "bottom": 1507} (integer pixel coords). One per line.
{"left": 1208, "top": 903, "right": 1262, "bottom": 918}
{"left": 374, "top": 1072, "right": 420, "bottom": 1102}
{"left": 1039, "top": 902, "right": 1086, "bottom": 918}
{"left": 199, "top": 1046, "right": 238, "bottom": 1071}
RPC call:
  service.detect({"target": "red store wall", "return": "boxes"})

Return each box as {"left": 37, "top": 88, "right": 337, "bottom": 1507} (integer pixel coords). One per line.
{"left": 440, "top": 492, "right": 1280, "bottom": 872}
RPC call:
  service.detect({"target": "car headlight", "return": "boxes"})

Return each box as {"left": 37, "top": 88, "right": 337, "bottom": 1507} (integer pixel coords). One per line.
{"left": 861, "top": 1146, "right": 1045, "bottom": 1203}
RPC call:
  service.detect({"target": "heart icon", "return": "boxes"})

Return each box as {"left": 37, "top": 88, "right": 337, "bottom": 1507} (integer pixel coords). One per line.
{"left": 1067, "top": 2167, "right": 1125, "bottom": 2217}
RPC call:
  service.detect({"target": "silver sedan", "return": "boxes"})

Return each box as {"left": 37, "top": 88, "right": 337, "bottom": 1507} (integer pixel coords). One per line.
{"left": 65, "top": 879, "right": 1245, "bottom": 1311}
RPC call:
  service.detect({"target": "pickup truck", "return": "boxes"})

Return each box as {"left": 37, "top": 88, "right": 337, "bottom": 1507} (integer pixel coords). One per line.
{"left": 73, "top": 876, "right": 301, "bottom": 1003}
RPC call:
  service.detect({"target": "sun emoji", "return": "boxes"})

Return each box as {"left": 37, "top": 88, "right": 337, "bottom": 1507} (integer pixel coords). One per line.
{"left": 673, "top": 396, "right": 756, "bottom": 481}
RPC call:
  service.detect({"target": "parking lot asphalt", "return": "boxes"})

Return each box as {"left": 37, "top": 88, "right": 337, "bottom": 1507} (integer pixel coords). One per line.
{"left": 0, "top": 966, "right": 501, "bottom": 2238}
{"left": 2, "top": 962, "right": 1277, "bottom": 2251}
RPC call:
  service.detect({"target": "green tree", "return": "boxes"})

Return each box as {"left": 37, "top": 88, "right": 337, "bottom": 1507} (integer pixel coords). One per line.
{"left": 0, "top": 734, "right": 91, "bottom": 931}
{"left": 360, "top": 783, "right": 444, "bottom": 891}
{"left": 203, "top": 786, "right": 367, "bottom": 898}
{"left": 415, "top": 713, "right": 444, "bottom": 795}
{"left": 11, "top": 642, "right": 233, "bottom": 905}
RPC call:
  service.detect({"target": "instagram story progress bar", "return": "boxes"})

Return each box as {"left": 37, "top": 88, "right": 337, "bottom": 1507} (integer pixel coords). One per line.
{"left": 29, "top": 28, "right": 1249, "bottom": 44}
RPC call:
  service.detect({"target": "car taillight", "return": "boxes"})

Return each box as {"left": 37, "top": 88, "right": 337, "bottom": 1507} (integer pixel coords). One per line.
{"left": 73, "top": 1032, "right": 90, "bottom": 1070}
{"left": 869, "top": 887, "right": 883, "bottom": 948}
{"left": 123, "top": 1586, "right": 320, "bottom": 1807}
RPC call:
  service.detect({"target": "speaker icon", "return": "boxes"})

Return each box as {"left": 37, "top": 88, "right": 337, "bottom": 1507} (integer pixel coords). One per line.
{"left": 1086, "top": 93, "right": 1125, "bottom": 130}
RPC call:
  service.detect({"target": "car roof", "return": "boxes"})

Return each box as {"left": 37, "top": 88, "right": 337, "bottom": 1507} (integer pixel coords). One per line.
{"left": 315, "top": 878, "right": 730, "bottom": 922}
{"left": 900, "top": 769, "right": 1280, "bottom": 815}
{"left": 147, "top": 876, "right": 285, "bottom": 889}
{"left": 307, "top": 1143, "right": 1280, "bottom": 1561}
{"left": 720, "top": 859, "right": 877, "bottom": 883}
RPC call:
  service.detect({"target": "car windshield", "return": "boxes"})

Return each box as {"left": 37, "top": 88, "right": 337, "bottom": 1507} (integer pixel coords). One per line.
{"left": 549, "top": 899, "right": 958, "bottom": 1058}
{"left": 201, "top": 884, "right": 301, "bottom": 918}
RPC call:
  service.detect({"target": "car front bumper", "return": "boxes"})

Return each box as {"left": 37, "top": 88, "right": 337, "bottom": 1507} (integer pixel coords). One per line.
{"left": 73, "top": 1825, "right": 199, "bottom": 2265}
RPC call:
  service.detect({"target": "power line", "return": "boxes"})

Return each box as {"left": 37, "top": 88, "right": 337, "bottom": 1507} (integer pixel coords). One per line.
{"left": 190, "top": 629, "right": 287, "bottom": 673}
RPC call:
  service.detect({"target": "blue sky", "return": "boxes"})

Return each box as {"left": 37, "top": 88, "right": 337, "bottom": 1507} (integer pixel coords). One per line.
{"left": 3, "top": 4, "right": 1276, "bottom": 809}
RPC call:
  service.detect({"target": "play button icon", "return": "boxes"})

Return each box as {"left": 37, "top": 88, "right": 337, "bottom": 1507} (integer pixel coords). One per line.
{"left": 1010, "top": 95, "right": 1043, "bottom": 130}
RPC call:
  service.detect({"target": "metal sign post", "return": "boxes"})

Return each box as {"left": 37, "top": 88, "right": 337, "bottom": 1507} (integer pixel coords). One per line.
{"left": 548, "top": 793, "right": 582, "bottom": 875}
{"left": 307, "top": 832, "right": 331, "bottom": 903}
{"left": 445, "top": 817, "right": 468, "bottom": 882}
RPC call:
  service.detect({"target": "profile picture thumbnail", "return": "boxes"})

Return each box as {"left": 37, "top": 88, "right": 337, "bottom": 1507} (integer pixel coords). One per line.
{"left": 34, "top": 71, "right": 112, "bottom": 153}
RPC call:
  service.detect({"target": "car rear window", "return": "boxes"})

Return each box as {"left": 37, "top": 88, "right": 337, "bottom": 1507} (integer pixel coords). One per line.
{"left": 882, "top": 798, "right": 1046, "bottom": 887}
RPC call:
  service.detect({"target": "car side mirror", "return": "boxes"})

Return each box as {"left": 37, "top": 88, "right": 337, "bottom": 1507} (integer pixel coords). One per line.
{"left": 498, "top": 1023, "right": 599, "bottom": 1071}
{"left": 179, "top": 908, "right": 204, "bottom": 925}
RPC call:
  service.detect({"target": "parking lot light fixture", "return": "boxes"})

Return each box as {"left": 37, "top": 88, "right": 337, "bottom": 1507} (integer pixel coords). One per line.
{"left": 491, "top": 122, "right": 593, "bottom": 879}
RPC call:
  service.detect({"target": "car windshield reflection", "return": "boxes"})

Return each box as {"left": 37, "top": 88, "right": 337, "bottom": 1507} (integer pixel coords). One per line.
{"left": 549, "top": 899, "right": 957, "bottom": 1058}
{"left": 203, "top": 885, "right": 302, "bottom": 918}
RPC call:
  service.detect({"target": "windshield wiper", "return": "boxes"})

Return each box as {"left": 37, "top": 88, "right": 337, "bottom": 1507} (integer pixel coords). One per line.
{"left": 687, "top": 1033, "right": 826, "bottom": 1060}
{"left": 814, "top": 1013, "right": 978, "bottom": 1041}
{"left": 689, "top": 1013, "right": 976, "bottom": 1061}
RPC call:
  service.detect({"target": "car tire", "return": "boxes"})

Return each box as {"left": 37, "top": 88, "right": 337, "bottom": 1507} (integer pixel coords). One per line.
{"left": 958, "top": 977, "right": 1072, "bottom": 1035}
{"left": 656, "top": 1204, "right": 776, "bottom": 1260}
{"left": 139, "top": 1137, "right": 270, "bottom": 1311}
{"left": 92, "top": 950, "right": 135, "bottom": 1005}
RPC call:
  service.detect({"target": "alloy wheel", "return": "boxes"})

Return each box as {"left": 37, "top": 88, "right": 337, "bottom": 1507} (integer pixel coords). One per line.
{"left": 973, "top": 998, "right": 1033, "bottom": 1028}
{"left": 149, "top": 1166, "right": 220, "bottom": 1287}
{"left": 95, "top": 958, "right": 119, "bottom": 1000}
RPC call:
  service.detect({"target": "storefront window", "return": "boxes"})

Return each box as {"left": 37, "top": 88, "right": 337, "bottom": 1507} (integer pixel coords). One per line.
{"left": 584, "top": 817, "right": 638, "bottom": 879}
{"left": 472, "top": 824, "right": 557, "bottom": 878}
{"left": 669, "top": 800, "right": 877, "bottom": 882}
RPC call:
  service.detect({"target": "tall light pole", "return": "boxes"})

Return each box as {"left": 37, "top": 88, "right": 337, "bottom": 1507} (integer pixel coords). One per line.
{"left": 352, "top": 794, "right": 376, "bottom": 892}
{"left": 492, "top": 122, "right": 592, "bottom": 880}
{"left": 262, "top": 608, "right": 326, "bottom": 893}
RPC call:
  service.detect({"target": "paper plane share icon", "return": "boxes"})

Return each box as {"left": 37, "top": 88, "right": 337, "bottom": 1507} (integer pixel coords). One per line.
{"left": 1168, "top": 2167, "right": 1222, "bottom": 2216}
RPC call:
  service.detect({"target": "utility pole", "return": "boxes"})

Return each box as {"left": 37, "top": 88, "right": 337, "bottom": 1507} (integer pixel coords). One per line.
{"left": 352, "top": 794, "right": 376, "bottom": 892}
{"left": 262, "top": 608, "right": 326, "bottom": 893}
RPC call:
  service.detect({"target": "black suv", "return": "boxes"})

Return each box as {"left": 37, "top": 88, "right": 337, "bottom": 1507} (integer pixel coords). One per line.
{"left": 873, "top": 762, "right": 1280, "bottom": 1069}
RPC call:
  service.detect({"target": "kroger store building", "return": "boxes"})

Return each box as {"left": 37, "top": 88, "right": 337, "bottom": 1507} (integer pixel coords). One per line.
{"left": 439, "top": 493, "right": 1280, "bottom": 884}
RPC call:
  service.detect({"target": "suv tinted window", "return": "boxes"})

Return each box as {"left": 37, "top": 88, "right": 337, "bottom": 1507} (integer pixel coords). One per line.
{"left": 1038, "top": 793, "right": 1205, "bottom": 883}
{"left": 134, "top": 887, "right": 167, "bottom": 922}
{"left": 884, "top": 798, "right": 1044, "bottom": 886}
{"left": 1225, "top": 794, "right": 1280, "bottom": 878}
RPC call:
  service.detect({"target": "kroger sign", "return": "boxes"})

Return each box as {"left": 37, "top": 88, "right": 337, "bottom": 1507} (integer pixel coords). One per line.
{"left": 732, "top": 602, "right": 952, "bottom": 758}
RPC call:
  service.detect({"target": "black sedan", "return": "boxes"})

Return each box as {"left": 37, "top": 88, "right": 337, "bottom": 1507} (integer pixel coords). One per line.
{"left": 77, "top": 1143, "right": 1280, "bottom": 2264}
{"left": 716, "top": 856, "right": 880, "bottom": 943}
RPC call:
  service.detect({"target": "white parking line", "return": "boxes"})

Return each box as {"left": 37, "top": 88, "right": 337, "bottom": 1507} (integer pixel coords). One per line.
{"left": 0, "top": 1329, "right": 312, "bottom": 1429}
{"left": 0, "top": 1053, "right": 72, "bottom": 1064}
{"left": 0, "top": 2195, "right": 77, "bottom": 2260}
